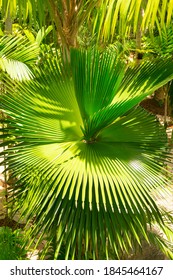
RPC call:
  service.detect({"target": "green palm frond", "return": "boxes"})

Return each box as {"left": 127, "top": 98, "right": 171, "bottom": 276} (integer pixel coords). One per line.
{"left": 0, "top": 35, "right": 39, "bottom": 80}
{"left": 1, "top": 1, "right": 173, "bottom": 46}
{"left": 1, "top": 49, "right": 173, "bottom": 259}
{"left": 93, "top": 0, "right": 173, "bottom": 41}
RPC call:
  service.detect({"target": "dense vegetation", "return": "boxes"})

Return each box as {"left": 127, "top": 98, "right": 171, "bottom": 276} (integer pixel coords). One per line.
{"left": 1, "top": 0, "right": 173, "bottom": 260}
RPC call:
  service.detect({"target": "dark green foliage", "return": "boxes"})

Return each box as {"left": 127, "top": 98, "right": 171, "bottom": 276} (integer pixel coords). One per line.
{"left": 0, "top": 226, "right": 27, "bottom": 260}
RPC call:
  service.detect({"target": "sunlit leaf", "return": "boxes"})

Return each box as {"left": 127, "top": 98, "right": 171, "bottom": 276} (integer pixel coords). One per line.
{"left": 1, "top": 48, "right": 173, "bottom": 259}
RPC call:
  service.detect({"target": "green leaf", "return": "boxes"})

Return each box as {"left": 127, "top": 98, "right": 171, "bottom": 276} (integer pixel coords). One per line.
{"left": 0, "top": 35, "right": 39, "bottom": 80}
{"left": 1, "top": 48, "right": 173, "bottom": 259}
{"left": 36, "top": 26, "right": 53, "bottom": 45}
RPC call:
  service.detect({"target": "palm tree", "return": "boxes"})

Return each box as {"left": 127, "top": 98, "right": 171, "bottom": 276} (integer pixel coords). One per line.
{"left": 0, "top": 0, "right": 97, "bottom": 50}
{"left": 1, "top": 1, "right": 173, "bottom": 46}
{"left": 1, "top": 48, "right": 173, "bottom": 259}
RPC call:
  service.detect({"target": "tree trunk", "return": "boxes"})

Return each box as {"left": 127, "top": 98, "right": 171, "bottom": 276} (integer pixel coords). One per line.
{"left": 5, "top": 8, "right": 12, "bottom": 34}
{"left": 2, "top": 7, "right": 12, "bottom": 219}
{"left": 136, "top": 8, "right": 143, "bottom": 65}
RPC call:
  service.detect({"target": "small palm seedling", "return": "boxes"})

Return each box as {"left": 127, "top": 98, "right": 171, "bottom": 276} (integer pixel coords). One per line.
{"left": 1, "top": 49, "right": 173, "bottom": 259}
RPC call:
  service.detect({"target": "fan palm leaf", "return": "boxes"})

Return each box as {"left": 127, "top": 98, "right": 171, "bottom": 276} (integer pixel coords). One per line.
{"left": 1, "top": 49, "right": 173, "bottom": 259}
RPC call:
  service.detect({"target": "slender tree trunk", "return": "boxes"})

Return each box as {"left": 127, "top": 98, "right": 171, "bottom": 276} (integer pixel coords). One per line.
{"left": 2, "top": 6, "right": 12, "bottom": 220}
{"left": 164, "top": 91, "right": 168, "bottom": 128}
{"left": 5, "top": 7, "right": 12, "bottom": 34}
{"left": 136, "top": 7, "right": 144, "bottom": 65}
{"left": 48, "top": 0, "right": 79, "bottom": 63}
{"left": 1, "top": 94, "right": 9, "bottom": 219}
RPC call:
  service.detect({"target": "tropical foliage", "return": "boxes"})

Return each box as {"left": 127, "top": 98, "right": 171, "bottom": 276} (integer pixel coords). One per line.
{"left": 0, "top": 35, "right": 39, "bottom": 81}
{"left": 1, "top": 49, "right": 173, "bottom": 259}
{"left": 1, "top": 0, "right": 173, "bottom": 260}
{"left": 0, "top": 226, "right": 26, "bottom": 260}
{"left": 1, "top": 0, "right": 173, "bottom": 45}
{"left": 92, "top": 0, "right": 173, "bottom": 41}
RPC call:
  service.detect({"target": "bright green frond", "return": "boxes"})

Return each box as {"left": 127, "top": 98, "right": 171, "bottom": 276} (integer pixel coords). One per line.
{"left": 71, "top": 49, "right": 173, "bottom": 141}
{"left": 71, "top": 48, "right": 125, "bottom": 118}
{"left": 1, "top": 48, "right": 173, "bottom": 259}
{"left": 93, "top": 0, "right": 173, "bottom": 41}
{"left": 0, "top": 35, "right": 39, "bottom": 80}
{"left": 0, "top": 36, "right": 39, "bottom": 64}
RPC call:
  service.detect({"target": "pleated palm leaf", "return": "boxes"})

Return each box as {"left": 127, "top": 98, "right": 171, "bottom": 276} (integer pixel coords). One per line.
{"left": 1, "top": 49, "right": 173, "bottom": 259}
